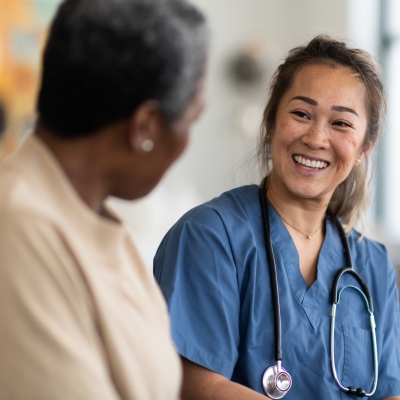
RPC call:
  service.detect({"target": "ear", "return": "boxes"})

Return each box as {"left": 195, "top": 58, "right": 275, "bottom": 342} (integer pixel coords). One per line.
{"left": 355, "top": 140, "right": 374, "bottom": 166}
{"left": 128, "top": 100, "right": 163, "bottom": 153}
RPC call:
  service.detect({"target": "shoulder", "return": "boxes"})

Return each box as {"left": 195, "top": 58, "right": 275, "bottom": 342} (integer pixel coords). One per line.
{"left": 172, "top": 184, "right": 260, "bottom": 233}
{"left": 348, "top": 229, "right": 391, "bottom": 267}
{"left": 348, "top": 229, "right": 397, "bottom": 291}
{"left": 154, "top": 185, "right": 262, "bottom": 269}
{"left": 0, "top": 161, "right": 71, "bottom": 265}
{"left": 0, "top": 179, "right": 45, "bottom": 235}
{"left": 0, "top": 158, "right": 53, "bottom": 225}
{"left": 0, "top": 163, "right": 30, "bottom": 211}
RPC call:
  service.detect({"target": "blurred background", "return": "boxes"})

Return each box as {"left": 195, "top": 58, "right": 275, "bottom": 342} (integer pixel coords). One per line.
{"left": 1, "top": 0, "right": 399, "bottom": 283}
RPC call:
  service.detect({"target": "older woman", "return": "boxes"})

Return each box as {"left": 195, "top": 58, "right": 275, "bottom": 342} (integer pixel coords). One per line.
{"left": 154, "top": 36, "right": 400, "bottom": 399}
{"left": 0, "top": 0, "right": 207, "bottom": 399}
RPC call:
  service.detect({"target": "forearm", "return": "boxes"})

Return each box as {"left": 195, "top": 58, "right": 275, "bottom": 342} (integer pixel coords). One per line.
{"left": 181, "top": 357, "right": 267, "bottom": 400}
{"left": 185, "top": 379, "right": 269, "bottom": 400}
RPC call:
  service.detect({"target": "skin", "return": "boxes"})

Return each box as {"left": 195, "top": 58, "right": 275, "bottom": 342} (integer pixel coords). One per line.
{"left": 35, "top": 75, "right": 206, "bottom": 214}
{"left": 268, "top": 63, "right": 370, "bottom": 203}
{"left": 267, "top": 63, "right": 371, "bottom": 286}
{"left": 180, "top": 64, "right": 399, "bottom": 400}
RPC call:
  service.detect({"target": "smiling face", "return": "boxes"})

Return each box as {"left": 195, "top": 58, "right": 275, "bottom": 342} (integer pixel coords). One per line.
{"left": 268, "top": 63, "right": 370, "bottom": 205}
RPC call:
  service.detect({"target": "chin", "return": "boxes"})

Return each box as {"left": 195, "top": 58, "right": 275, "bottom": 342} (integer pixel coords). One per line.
{"left": 126, "top": 178, "right": 163, "bottom": 201}
{"left": 286, "top": 182, "right": 328, "bottom": 200}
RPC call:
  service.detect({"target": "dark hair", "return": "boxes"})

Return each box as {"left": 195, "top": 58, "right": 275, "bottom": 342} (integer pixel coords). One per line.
{"left": 37, "top": 0, "right": 208, "bottom": 138}
{"left": 259, "top": 35, "right": 386, "bottom": 229}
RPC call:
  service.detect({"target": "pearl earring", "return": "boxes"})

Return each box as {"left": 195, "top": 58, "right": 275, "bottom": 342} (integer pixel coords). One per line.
{"left": 142, "top": 139, "right": 154, "bottom": 152}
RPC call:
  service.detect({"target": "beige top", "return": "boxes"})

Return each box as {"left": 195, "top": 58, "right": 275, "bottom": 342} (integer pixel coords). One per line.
{"left": 0, "top": 135, "right": 181, "bottom": 400}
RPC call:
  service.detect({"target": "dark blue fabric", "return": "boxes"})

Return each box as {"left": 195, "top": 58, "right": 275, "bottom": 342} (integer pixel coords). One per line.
{"left": 154, "top": 184, "right": 400, "bottom": 399}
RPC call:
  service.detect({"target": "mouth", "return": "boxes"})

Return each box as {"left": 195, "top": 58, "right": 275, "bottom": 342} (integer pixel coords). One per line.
{"left": 293, "top": 154, "right": 329, "bottom": 170}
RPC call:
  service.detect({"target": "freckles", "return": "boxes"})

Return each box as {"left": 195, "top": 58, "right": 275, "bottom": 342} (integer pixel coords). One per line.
{"left": 274, "top": 122, "right": 297, "bottom": 145}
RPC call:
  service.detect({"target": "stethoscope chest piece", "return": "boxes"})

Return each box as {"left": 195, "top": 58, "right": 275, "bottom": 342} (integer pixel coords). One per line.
{"left": 262, "top": 363, "right": 292, "bottom": 399}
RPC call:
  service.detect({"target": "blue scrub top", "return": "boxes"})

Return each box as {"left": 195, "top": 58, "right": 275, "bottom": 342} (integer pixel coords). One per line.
{"left": 154, "top": 185, "right": 400, "bottom": 399}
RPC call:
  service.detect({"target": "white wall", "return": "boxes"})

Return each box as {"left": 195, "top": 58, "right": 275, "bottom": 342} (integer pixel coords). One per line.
{"left": 346, "top": 0, "right": 381, "bottom": 57}
{"left": 378, "top": 0, "right": 400, "bottom": 248}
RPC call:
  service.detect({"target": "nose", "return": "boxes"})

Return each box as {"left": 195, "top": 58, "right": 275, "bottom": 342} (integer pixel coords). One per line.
{"left": 300, "top": 122, "right": 329, "bottom": 150}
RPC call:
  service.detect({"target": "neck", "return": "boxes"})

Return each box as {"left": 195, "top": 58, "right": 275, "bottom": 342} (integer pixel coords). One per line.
{"left": 34, "top": 126, "right": 112, "bottom": 213}
{"left": 266, "top": 173, "right": 329, "bottom": 238}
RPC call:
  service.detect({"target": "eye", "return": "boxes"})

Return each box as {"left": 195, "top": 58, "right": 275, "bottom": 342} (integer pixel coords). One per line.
{"left": 291, "top": 111, "right": 309, "bottom": 119}
{"left": 332, "top": 120, "right": 352, "bottom": 128}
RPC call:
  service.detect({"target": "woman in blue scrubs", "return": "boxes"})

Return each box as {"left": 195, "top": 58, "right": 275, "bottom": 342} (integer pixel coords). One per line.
{"left": 154, "top": 35, "right": 400, "bottom": 400}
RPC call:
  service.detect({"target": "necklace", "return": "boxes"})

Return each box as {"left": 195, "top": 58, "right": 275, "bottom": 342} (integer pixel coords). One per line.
{"left": 263, "top": 178, "right": 323, "bottom": 239}
{"left": 277, "top": 213, "right": 322, "bottom": 239}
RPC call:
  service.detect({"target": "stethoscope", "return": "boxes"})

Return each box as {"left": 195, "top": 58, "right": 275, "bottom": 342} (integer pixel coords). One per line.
{"left": 259, "top": 177, "right": 378, "bottom": 399}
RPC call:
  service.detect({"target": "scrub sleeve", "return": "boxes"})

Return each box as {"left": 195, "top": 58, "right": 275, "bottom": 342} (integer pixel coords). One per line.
{"left": 373, "top": 257, "right": 400, "bottom": 398}
{"left": 154, "top": 207, "right": 240, "bottom": 379}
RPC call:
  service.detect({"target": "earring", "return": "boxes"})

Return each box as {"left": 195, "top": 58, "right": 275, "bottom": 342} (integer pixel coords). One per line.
{"left": 356, "top": 159, "right": 361, "bottom": 164}
{"left": 142, "top": 139, "right": 154, "bottom": 152}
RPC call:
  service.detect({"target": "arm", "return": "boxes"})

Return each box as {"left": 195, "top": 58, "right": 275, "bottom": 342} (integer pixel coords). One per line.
{"left": 0, "top": 215, "right": 121, "bottom": 400}
{"left": 156, "top": 212, "right": 281, "bottom": 399}
{"left": 180, "top": 357, "right": 400, "bottom": 400}
{"left": 181, "top": 359, "right": 400, "bottom": 400}
{"left": 181, "top": 357, "right": 268, "bottom": 400}
{"left": 372, "top": 247, "right": 400, "bottom": 400}
{"left": 155, "top": 217, "right": 244, "bottom": 380}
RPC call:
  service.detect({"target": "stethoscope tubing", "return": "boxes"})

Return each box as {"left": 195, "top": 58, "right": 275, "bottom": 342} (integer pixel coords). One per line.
{"left": 330, "top": 298, "right": 378, "bottom": 397}
{"left": 259, "top": 177, "right": 378, "bottom": 398}
{"left": 330, "top": 221, "right": 378, "bottom": 396}
{"left": 332, "top": 218, "right": 374, "bottom": 311}
{"left": 260, "top": 178, "right": 283, "bottom": 362}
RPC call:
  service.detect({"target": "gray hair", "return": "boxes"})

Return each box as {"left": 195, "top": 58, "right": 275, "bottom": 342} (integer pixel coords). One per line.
{"left": 38, "top": 0, "right": 209, "bottom": 137}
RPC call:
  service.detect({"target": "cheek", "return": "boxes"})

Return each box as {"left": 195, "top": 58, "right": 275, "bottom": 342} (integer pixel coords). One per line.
{"left": 170, "top": 129, "right": 190, "bottom": 161}
{"left": 271, "top": 119, "right": 301, "bottom": 153}
{"left": 178, "top": 133, "right": 189, "bottom": 155}
{"left": 178, "top": 125, "right": 191, "bottom": 147}
{"left": 334, "top": 136, "right": 360, "bottom": 168}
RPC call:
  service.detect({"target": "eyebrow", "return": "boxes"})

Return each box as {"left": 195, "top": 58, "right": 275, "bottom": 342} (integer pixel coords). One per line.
{"left": 290, "top": 96, "right": 359, "bottom": 118}
{"left": 290, "top": 96, "right": 317, "bottom": 106}
{"left": 331, "top": 105, "right": 359, "bottom": 118}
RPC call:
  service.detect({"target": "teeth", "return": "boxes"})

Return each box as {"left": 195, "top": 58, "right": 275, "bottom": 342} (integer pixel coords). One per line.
{"left": 293, "top": 155, "right": 328, "bottom": 169}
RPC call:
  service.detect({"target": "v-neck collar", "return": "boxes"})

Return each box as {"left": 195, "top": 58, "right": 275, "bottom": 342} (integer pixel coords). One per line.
{"left": 268, "top": 203, "right": 343, "bottom": 310}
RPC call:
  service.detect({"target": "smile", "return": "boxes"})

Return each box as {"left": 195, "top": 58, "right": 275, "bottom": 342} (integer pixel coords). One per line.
{"left": 293, "top": 155, "right": 329, "bottom": 170}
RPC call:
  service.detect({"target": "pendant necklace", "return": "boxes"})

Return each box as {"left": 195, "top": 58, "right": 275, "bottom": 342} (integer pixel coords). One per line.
{"left": 277, "top": 213, "right": 322, "bottom": 239}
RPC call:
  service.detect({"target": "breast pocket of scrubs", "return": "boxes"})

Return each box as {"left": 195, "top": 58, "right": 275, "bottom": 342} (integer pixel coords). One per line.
{"left": 340, "top": 324, "right": 382, "bottom": 398}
